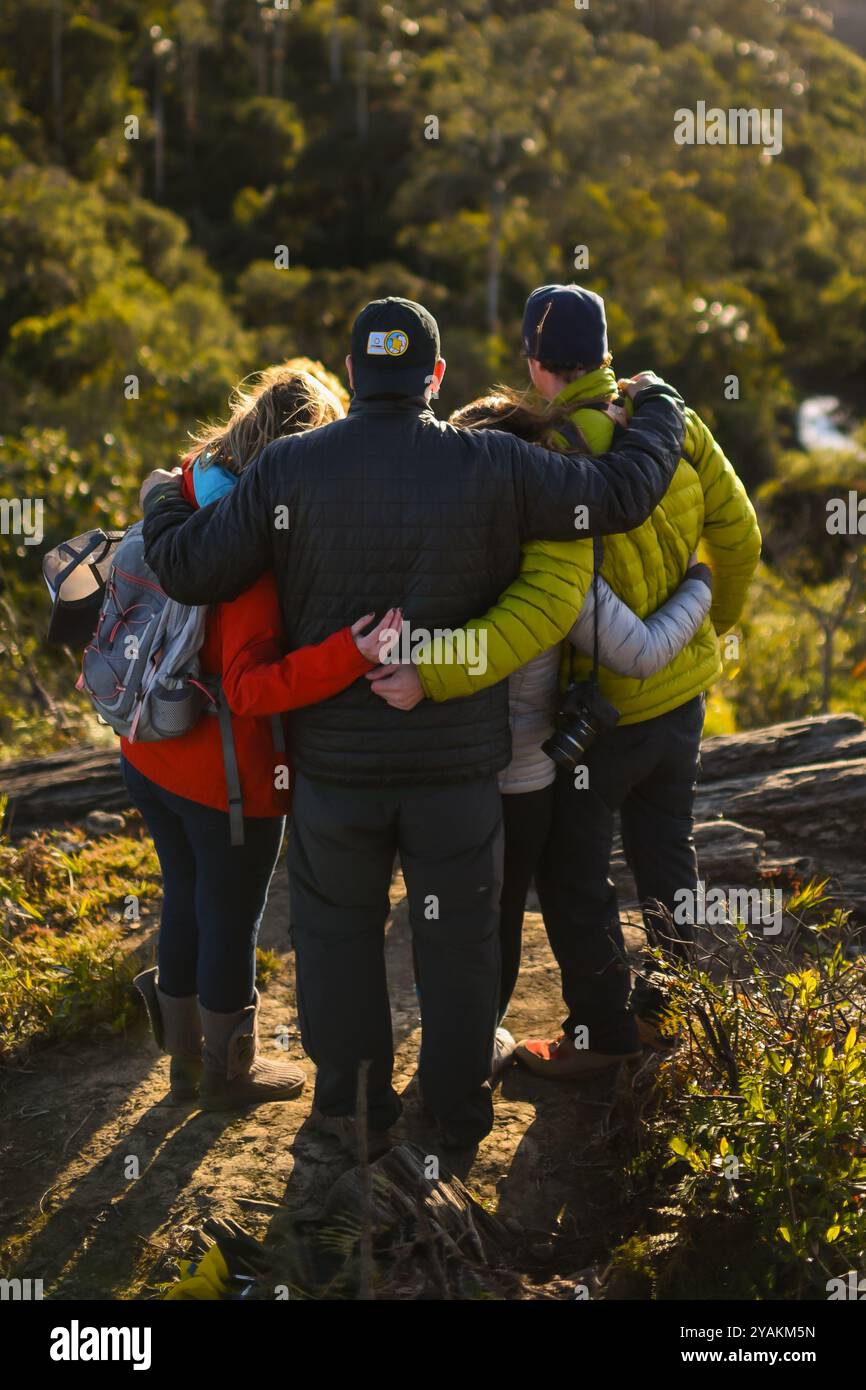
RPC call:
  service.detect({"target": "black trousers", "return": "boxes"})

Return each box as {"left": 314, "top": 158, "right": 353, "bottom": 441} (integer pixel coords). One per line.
{"left": 535, "top": 695, "right": 705, "bottom": 1054}
{"left": 499, "top": 786, "right": 555, "bottom": 1019}
{"left": 288, "top": 772, "right": 503, "bottom": 1143}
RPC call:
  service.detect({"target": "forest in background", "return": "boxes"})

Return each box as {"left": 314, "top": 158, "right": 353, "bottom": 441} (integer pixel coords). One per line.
{"left": 1, "top": 0, "right": 865, "bottom": 756}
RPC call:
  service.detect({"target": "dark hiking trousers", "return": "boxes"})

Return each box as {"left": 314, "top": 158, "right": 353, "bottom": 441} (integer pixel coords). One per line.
{"left": 499, "top": 785, "right": 555, "bottom": 1021}
{"left": 535, "top": 694, "right": 705, "bottom": 1055}
{"left": 288, "top": 773, "right": 504, "bottom": 1143}
{"left": 121, "top": 759, "right": 285, "bottom": 1013}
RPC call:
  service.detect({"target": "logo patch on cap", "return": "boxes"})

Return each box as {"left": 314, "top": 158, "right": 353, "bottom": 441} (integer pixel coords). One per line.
{"left": 367, "top": 329, "right": 409, "bottom": 357}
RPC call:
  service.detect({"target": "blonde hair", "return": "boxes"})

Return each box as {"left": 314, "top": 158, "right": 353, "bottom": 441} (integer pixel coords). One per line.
{"left": 450, "top": 386, "right": 586, "bottom": 450}
{"left": 186, "top": 358, "right": 347, "bottom": 475}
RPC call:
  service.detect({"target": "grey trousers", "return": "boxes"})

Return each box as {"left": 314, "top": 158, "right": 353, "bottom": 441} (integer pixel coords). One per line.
{"left": 288, "top": 772, "right": 504, "bottom": 1143}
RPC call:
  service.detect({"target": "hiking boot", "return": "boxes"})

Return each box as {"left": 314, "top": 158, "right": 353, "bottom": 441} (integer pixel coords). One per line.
{"left": 134, "top": 966, "right": 203, "bottom": 1103}
{"left": 311, "top": 1109, "right": 393, "bottom": 1161}
{"left": 435, "top": 1132, "right": 480, "bottom": 1177}
{"left": 490, "top": 1026, "right": 517, "bottom": 1082}
{"left": 635, "top": 1014, "right": 679, "bottom": 1052}
{"left": 631, "top": 970, "right": 681, "bottom": 1052}
{"left": 199, "top": 990, "right": 306, "bottom": 1112}
{"left": 514, "top": 1034, "right": 640, "bottom": 1079}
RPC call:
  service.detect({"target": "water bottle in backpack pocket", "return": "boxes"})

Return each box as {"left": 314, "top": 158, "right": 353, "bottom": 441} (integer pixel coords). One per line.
{"left": 78, "top": 521, "right": 212, "bottom": 741}
{"left": 50, "top": 517, "right": 282, "bottom": 846}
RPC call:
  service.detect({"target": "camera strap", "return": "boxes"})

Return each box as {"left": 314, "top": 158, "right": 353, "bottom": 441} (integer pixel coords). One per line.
{"left": 591, "top": 535, "right": 603, "bottom": 689}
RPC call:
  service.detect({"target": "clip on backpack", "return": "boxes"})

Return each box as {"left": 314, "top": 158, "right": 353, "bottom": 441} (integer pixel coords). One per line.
{"left": 53, "top": 519, "right": 279, "bottom": 847}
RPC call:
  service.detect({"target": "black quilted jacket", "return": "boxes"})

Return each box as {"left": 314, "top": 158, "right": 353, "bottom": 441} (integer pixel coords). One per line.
{"left": 143, "top": 389, "right": 684, "bottom": 786}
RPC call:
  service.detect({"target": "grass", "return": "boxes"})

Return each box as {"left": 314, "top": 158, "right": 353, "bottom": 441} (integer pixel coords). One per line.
{"left": 0, "top": 807, "right": 287, "bottom": 1062}
{"left": 0, "top": 817, "right": 161, "bottom": 934}
{"left": 0, "top": 810, "right": 161, "bottom": 1060}
{"left": 0, "top": 923, "right": 141, "bottom": 1059}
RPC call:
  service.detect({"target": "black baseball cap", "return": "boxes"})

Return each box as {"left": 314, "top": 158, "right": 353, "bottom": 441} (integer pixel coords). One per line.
{"left": 350, "top": 297, "right": 441, "bottom": 399}
{"left": 521, "top": 283, "right": 608, "bottom": 367}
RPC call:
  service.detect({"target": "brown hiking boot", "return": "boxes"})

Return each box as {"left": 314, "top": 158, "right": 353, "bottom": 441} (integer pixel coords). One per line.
{"left": 134, "top": 967, "right": 203, "bottom": 1103}
{"left": 514, "top": 1034, "right": 640, "bottom": 1079}
{"left": 631, "top": 970, "right": 681, "bottom": 1052}
{"left": 635, "top": 1013, "right": 680, "bottom": 1053}
{"left": 311, "top": 1109, "right": 393, "bottom": 1161}
{"left": 199, "top": 990, "right": 306, "bottom": 1112}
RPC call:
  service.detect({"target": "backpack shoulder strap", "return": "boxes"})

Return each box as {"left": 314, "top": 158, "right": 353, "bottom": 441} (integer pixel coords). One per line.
{"left": 553, "top": 396, "right": 630, "bottom": 452}
{"left": 216, "top": 688, "right": 245, "bottom": 847}
{"left": 551, "top": 418, "right": 590, "bottom": 453}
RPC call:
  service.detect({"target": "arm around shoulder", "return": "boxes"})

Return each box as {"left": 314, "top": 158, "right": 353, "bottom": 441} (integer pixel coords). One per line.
{"left": 142, "top": 449, "right": 279, "bottom": 605}
{"left": 514, "top": 386, "right": 686, "bottom": 542}
{"left": 417, "top": 538, "right": 594, "bottom": 701}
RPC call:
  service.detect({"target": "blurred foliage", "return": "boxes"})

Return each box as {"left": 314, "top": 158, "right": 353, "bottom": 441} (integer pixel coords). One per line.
{"left": 0, "top": 0, "right": 864, "bottom": 751}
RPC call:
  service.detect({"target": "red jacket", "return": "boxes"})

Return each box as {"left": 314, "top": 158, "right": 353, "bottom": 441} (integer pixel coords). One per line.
{"left": 121, "top": 466, "right": 373, "bottom": 816}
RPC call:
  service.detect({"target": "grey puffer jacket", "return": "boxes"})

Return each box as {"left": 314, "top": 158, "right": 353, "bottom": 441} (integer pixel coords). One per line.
{"left": 500, "top": 572, "right": 712, "bottom": 793}
{"left": 143, "top": 389, "right": 685, "bottom": 788}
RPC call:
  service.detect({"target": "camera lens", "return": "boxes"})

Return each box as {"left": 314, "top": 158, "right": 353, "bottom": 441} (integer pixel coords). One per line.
{"left": 542, "top": 712, "right": 597, "bottom": 772}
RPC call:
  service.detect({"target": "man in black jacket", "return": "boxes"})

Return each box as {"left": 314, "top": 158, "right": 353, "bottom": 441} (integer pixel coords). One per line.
{"left": 141, "top": 297, "right": 684, "bottom": 1152}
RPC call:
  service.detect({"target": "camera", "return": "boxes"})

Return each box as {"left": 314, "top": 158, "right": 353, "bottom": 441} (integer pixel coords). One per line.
{"left": 542, "top": 680, "right": 620, "bottom": 772}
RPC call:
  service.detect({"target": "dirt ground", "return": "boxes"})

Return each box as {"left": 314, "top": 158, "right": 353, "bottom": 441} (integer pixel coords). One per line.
{"left": 0, "top": 861, "right": 648, "bottom": 1301}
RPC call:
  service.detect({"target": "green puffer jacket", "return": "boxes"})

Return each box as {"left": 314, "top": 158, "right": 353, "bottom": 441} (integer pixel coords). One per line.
{"left": 417, "top": 366, "right": 761, "bottom": 724}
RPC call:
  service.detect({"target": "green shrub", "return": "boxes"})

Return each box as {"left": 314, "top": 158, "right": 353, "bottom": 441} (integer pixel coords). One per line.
{"left": 631, "top": 888, "right": 866, "bottom": 1298}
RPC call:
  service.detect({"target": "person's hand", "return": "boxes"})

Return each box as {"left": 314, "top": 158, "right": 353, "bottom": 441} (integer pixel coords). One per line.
{"left": 366, "top": 663, "right": 425, "bottom": 710}
{"left": 618, "top": 371, "right": 664, "bottom": 401}
{"left": 140, "top": 467, "right": 182, "bottom": 508}
{"left": 352, "top": 607, "right": 402, "bottom": 663}
{"left": 686, "top": 549, "right": 713, "bottom": 590}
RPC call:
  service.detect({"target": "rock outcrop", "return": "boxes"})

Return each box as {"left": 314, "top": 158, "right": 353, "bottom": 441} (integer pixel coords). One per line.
{"left": 2, "top": 713, "right": 864, "bottom": 914}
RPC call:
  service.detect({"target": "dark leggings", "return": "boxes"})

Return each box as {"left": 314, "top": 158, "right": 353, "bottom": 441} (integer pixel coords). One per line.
{"left": 121, "top": 759, "right": 285, "bottom": 1013}
{"left": 498, "top": 784, "right": 555, "bottom": 1020}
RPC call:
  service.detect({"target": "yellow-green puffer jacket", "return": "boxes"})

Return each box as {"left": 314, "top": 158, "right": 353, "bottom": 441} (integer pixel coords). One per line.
{"left": 417, "top": 366, "right": 761, "bottom": 725}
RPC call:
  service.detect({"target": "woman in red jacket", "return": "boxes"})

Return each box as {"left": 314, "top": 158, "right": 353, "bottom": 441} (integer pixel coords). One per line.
{"left": 127, "top": 363, "right": 399, "bottom": 1112}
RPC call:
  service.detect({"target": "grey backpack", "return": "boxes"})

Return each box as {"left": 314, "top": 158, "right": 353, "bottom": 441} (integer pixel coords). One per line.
{"left": 77, "top": 522, "right": 278, "bottom": 844}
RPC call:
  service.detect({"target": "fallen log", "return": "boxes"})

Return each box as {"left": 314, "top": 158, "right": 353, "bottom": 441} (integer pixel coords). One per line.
{"left": 1, "top": 715, "right": 864, "bottom": 915}
{"left": 0, "top": 746, "right": 126, "bottom": 833}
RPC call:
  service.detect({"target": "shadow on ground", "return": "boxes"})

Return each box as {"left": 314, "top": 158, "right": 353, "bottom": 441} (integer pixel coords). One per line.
{"left": 0, "top": 864, "right": 646, "bottom": 1299}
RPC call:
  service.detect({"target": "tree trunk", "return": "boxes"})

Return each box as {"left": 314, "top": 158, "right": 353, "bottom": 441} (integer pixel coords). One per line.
{"left": 821, "top": 625, "right": 833, "bottom": 714}
{"left": 153, "top": 66, "right": 165, "bottom": 200}
{"left": 329, "top": 2, "right": 342, "bottom": 82}
{"left": 273, "top": 14, "right": 287, "bottom": 100}
{"left": 355, "top": 0, "right": 369, "bottom": 142}
{"left": 51, "top": 0, "right": 64, "bottom": 154}
{"left": 486, "top": 178, "right": 505, "bottom": 336}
